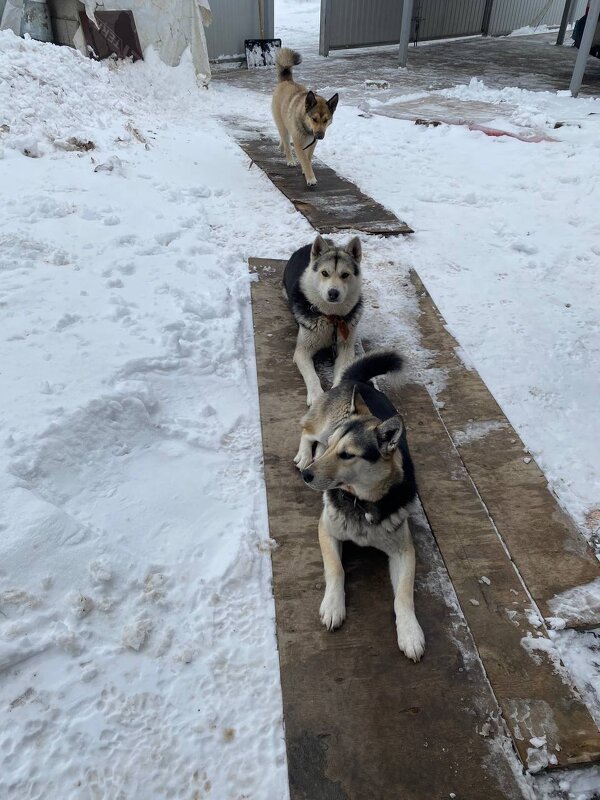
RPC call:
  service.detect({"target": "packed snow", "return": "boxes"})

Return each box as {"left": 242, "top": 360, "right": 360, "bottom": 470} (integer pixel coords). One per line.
{"left": 0, "top": 30, "right": 304, "bottom": 800}
{"left": 1, "top": 1, "right": 600, "bottom": 798}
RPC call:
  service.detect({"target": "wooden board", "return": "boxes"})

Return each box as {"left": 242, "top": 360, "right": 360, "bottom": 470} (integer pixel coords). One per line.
{"left": 386, "top": 379, "right": 600, "bottom": 772}
{"left": 249, "top": 258, "right": 600, "bottom": 783}
{"left": 234, "top": 130, "right": 413, "bottom": 236}
{"left": 409, "top": 271, "right": 600, "bottom": 629}
{"left": 249, "top": 257, "right": 526, "bottom": 799}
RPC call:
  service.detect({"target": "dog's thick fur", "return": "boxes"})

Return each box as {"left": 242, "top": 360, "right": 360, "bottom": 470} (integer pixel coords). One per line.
{"left": 297, "top": 351, "right": 425, "bottom": 662}
{"left": 272, "top": 48, "right": 339, "bottom": 186}
{"left": 283, "top": 234, "right": 363, "bottom": 407}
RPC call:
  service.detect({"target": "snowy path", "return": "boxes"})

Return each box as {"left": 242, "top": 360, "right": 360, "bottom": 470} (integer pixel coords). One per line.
{"left": 216, "top": 2, "right": 600, "bottom": 543}
{"left": 2, "top": 5, "right": 600, "bottom": 797}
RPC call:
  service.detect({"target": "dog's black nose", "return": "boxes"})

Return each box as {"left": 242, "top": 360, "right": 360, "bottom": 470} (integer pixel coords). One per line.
{"left": 302, "top": 470, "right": 314, "bottom": 483}
{"left": 327, "top": 288, "right": 340, "bottom": 302}
{"left": 316, "top": 132, "right": 325, "bottom": 140}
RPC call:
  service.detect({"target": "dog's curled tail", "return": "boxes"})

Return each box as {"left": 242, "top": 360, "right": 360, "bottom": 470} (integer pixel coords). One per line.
{"left": 342, "top": 350, "right": 403, "bottom": 384}
{"left": 276, "top": 47, "right": 301, "bottom": 82}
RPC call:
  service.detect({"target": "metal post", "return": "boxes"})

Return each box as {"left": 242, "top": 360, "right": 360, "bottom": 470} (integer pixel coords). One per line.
{"left": 319, "top": 0, "right": 330, "bottom": 57}
{"left": 556, "top": 0, "right": 574, "bottom": 46}
{"left": 262, "top": 0, "right": 274, "bottom": 39}
{"left": 258, "top": 0, "right": 265, "bottom": 39}
{"left": 570, "top": 0, "right": 600, "bottom": 96}
{"left": 482, "top": 0, "right": 495, "bottom": 37}
{"left": 398, "top": 0, "right": 414, "bottom": 67}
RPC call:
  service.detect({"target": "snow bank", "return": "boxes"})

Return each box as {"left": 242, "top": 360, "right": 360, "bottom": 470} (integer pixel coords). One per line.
{"left": 0, "top": 29, "right": 313, "bottom": 798}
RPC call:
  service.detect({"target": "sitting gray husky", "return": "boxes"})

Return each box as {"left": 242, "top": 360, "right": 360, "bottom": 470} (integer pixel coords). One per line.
{"left": 297, "top": 350, "right": 425, "bottom": 662}
{"left": 283, "top": 235, "right": 363, "bottom": 407}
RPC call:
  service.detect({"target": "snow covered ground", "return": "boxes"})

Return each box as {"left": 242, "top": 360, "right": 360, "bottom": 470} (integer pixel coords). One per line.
{"left": 0, "top": 31, "right": 309, "bottom": 800}
{"left": 1, "top": 1, "right": 600, "bottom": 798}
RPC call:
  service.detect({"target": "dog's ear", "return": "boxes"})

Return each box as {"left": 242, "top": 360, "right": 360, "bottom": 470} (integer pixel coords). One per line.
{"left": 327, "top": 93, "right": 339, "bottom": 114}
{"left": 349, "top": 385, "right": 370, "bottom": 416}
{"left": 311, "top": 234, "right": 330, "bottom": 261}
{"left": 376, "top": 415, "right": 404, "bottom": 457}
{"left": 305, "top": 91, "right": 317, "bottom": 112}
{"left": 345, "top": 236, "right": 362, "bottom": 265}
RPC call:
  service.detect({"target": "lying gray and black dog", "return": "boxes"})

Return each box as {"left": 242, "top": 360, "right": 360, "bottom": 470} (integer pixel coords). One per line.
{"left": 298, "top": 350, "right": 425, "bottom": 662}
{"left": 283, "top": 235, "right": 363, "bottom": 406}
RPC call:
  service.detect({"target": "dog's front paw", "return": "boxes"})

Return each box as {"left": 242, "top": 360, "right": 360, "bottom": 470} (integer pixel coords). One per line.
{"left": 396, "top": 615, "right": 425, "bottom": 662}
{"left": 306, "top": 387, "right": 324, "bottom": 407}
{"left": 306, "top": 176, "right": 317, "bottom": 187}
{"left": 294, "top": 451, "right": 313, "bottom": 471}
{"left": 320, "top": 588, "right": 346, "bottom": 631}
{"left": 286, "top": 157, "right": 298, "bottom": 167}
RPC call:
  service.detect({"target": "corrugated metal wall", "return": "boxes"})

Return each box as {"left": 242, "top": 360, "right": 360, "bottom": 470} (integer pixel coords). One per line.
{"left": 320, "top": 0, "right": 588, "bottom": 55}
{"left": 320, "top": 0, "right": 402, "bottom": 52}
{"left": 205, "top": 0, "right": 274, "bottom": 61}
{"left": 414, "top": 0, "right": 488, "bottom": 41}
{"left": 320, "top": 0, "right": 489, "bottom": 54}
{"left": 488, "top": 0, "right": 586, "bottom": 36}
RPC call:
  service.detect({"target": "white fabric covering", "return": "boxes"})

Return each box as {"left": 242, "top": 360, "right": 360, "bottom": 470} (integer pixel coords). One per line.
{"left": 1, "top": 0, "right": 212, "bottom": 80}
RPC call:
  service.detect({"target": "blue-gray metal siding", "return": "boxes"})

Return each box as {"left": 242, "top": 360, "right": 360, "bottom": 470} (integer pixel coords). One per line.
{"left": 320, "top": 0, "right": 488, "bottom": 54}
{"left": 205, "top": 0, "right": 274, "bottom": 61}
{"left": 488, "top": 0, "right": 586, "bottom": 36}
{"left": 320, "top": 0, "right": 588, "bottom": 55}
{"left": 320, "top": 0, "right": 403, "bottom": 52}
{"left": 415, "top": 0, "right": 488, "bottom": 41}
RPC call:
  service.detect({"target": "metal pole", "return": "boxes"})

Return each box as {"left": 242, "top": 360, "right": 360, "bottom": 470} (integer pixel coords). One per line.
{"left": 257, "top": 0, "right": 265, "bottom": 39}
{"left": 319, "top": 0, "right": 330, "bottom": 57}
{"left": 556, "top": 0, "right": 573, "bottom": 46}
{"left": 399, "top": 0, "right": 414, "bottom": 67}
{"left": 570, "top": 0, "right": 600, "bottom": 96}
{"left": 482, "top": 0, "right": 495, "bottom": 37}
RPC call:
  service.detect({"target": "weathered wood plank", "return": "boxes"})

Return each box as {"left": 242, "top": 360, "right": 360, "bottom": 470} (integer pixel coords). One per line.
{"left": 250, "top": 257, "right": 600, "bottom": 779}
{"left": 387, "top": 378, "right": 600, "bottom": 772}
{"left": 409, "top": 271, "right": 600, "bottom": 629}
{"left": 249, "top": 257, "right": 528, "bottom": 798}
{"left": 234, "top": 131, "right": 413, "bottom": 236}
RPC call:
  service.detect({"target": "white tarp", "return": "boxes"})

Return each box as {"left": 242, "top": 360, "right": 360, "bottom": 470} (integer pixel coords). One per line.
{"left": 1, "top": 0, "right": 212, "bottom": 80}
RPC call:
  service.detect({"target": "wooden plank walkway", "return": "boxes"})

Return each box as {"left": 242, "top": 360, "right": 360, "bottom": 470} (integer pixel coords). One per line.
{"left": 233, "top": 129, "right": 413, "bottom": 236}
{"left": 409, "top": 271, "right": 600, "bottom": 630}
{"left": 249, "top": 258, "right": 526, "bottom": 800}
{"left": 250, "top": 258, "right": 600, "bottom": 789}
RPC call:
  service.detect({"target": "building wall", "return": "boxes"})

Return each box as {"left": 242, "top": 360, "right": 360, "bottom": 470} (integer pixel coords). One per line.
{"left": 320, "top": 0, "right": 589, "bottom": 55}
{"left": 205, "top": 0, "right": 274, "bottom": 61}
{"left": 415, "top": 0, "right": 488, "bottom": 42}
{"left": 488, "top": 0, "right": 587, "bottom": 36}
{"left": 48, "top": 0, "right": 81, "bottom": 46}
{"left": 320, "top": 0, "right": 403, "bottom": 52}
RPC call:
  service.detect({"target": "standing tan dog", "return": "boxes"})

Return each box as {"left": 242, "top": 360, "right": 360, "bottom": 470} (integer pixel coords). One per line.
{"left": 272, "top": 48, "right": 339, "bottom": 187}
